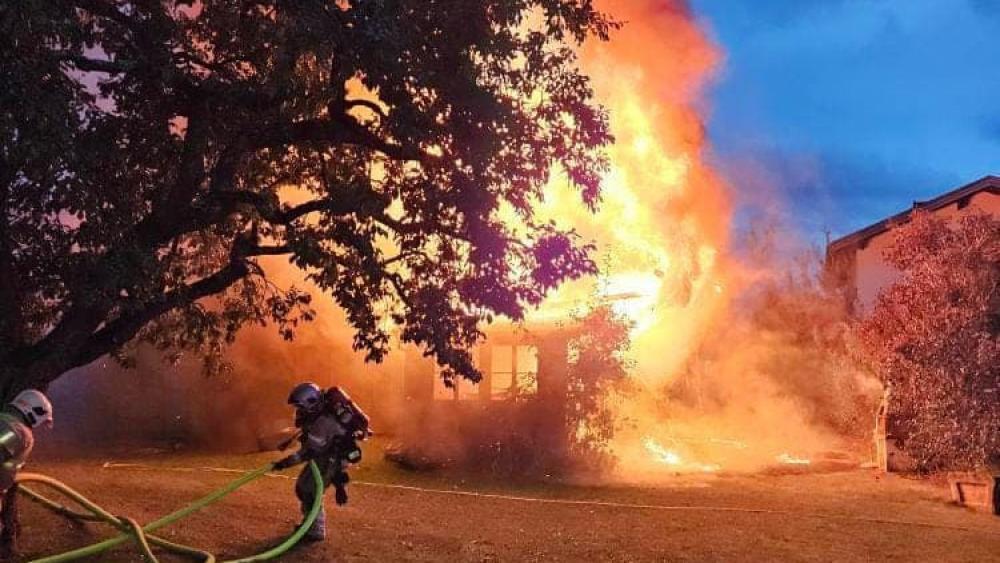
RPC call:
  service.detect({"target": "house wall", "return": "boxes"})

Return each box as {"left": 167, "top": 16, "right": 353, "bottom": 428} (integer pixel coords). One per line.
{"left": 852, "top": 191, "right": 1000, "bottom": 312}
{"left": 396, "top": 326, "right": 573, "bottom": 459}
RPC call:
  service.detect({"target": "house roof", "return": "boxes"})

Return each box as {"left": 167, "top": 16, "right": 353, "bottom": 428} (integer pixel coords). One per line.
{"left": 826, "top": 175, "right": 1000, "bottom": 257}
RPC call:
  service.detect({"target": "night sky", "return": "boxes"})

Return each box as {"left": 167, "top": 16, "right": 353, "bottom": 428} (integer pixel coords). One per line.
{"left": 692, "top": 0, "right": 1000, "bottom": 240}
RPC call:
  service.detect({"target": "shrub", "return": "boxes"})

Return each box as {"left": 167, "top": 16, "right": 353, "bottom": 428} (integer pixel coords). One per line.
{"left": 565, "top": 304, "right": 634, "bottom": 471}
{"left": 859, "top": 211, "right": 1000, "bottom": 471}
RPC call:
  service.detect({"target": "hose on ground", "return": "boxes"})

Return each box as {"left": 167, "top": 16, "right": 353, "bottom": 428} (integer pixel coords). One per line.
{"left": 17, "top": 483, "right": 215, "bottom": 562}
{"left": 15, "top": 461, "right": 324, "bottom": 563}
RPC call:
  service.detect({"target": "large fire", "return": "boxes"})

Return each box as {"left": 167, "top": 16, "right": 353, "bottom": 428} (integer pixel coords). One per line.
{"left": 252, "top": 0, "right": 851, "bottom": 477}
{"left": 528, "top": 0, "right": 842, "bottom": 476}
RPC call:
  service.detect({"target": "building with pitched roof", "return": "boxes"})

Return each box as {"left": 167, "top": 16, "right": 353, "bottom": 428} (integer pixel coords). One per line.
{"left": 826, "top": 175, "right": 1000, "bottom": 313}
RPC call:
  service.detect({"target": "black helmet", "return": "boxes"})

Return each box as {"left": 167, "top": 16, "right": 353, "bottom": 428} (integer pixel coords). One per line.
{"left": 288, "top": 382, "right": 324, "bottom": 413}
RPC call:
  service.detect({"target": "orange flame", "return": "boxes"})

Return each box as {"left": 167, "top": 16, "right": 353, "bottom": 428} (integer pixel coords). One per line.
{"left": 532, "top": 0, "right": 729, "bottom": 367}
{"left": 530, "top": 1, "right": 846, "bottom": 477}
{"left": 250, "top": 1, "right": 851, "bottom": 477}
{"left": 643, "top": 437, "right": 721, "bottom": 473}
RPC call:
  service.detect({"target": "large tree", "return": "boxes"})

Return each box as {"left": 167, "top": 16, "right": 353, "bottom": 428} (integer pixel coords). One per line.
{"left": 0, "top": 0, "right": 616, "bottom": 398}
{"left": 859, "top": 210, "right": 1000, "bottom": 470}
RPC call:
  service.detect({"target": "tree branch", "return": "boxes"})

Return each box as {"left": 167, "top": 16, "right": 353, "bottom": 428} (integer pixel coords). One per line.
{"left": 386, "top": 271, "right": 415, "bottom": 312}
{"left": 81, "top": 233, "right": 288, "bottom": 368}
{"left": 60, "top": 55, "right": 135, "bottom": 74}
{"left": 246, "top": 244, "right": 291, "bottom": 256}
{"left": 380, "top": 251, "right": 424, "bottom": 268}
{"left": 211, "top": 187, "right": 379, "bottom": 226}
{"left": 253, "top": 115, "right": 426, "bottom": 163}
{"left": 72, "top": 259, "right": 251, "bottom": 368}
{"left": 370, "top": 209, "right": 473, "bottom": 245}
{"left": 344, "top": 98, "right": 388, "bottom": 119}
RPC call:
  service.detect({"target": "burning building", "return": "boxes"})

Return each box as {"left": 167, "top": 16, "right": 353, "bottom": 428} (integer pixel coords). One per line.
{"left": 392, "top": 320, "right": 578, "bottom": 470}
{"left": 47, "top": 1, "right": 866, "bottom": 478}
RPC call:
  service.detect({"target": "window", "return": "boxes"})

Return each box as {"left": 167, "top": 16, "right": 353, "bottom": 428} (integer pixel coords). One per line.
{"left": 490, "top": 345, "right": 538, "bottom": 399}
{"left": 433, "top": 372, "right": 482, "bottom": 401}
{"left": 432, "top": 353, "right": 482, "bottom": 401}
{"left": 432, "top": 343, "right": 539, "bottom": 401}
{"left": 515, "top": 345, "right": 539, "bottom": 396}
{"left": 490, "top": 345, "right": 514, "bottom": 399}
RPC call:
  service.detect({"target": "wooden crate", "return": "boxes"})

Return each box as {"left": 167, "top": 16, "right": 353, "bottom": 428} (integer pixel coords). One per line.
{"left": 948, "top": 473, "right": 999, "bottom": 514}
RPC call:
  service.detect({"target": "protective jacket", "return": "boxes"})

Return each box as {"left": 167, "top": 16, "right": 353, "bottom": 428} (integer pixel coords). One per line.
{"left": 0, "top": 412, "right": 33, "bottom": 491}
{"left": 287, "top": 411, "right": 354, "bottom": 466}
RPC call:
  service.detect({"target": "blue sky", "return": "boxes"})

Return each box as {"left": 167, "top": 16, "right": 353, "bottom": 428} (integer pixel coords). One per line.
{"left": 691, "top": 0, "right": 1000, "bottom": 240}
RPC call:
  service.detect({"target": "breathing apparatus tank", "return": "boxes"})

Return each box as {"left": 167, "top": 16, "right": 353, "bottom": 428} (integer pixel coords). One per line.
{"left": 325, "top": 386, "right": 371, "bottom": 441}
{"left": 325, "top": 387, "right": 372, "bottom": 463}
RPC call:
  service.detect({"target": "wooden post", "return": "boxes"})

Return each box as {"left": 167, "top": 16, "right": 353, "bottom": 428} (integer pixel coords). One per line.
{"left": 874, "top": 384, "right": 891, "bottom": 472}
{"left": 510, "top": 343, "right": 519, "bottom": 400}
{"left": 536, "top": 333, "right": 570, "bottom": 457}
{"left": 478, "top": 344, "right": 493, "bottom": 401}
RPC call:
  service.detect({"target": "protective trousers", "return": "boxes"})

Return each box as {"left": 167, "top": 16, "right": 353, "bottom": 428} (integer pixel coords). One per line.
{"left": 294, "top": 458, "right": 348, "bottom": 538}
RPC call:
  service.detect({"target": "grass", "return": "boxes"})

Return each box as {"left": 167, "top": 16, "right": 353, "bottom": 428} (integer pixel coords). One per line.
{"left": 14, "top": 439, "right": 1000, "bottom": 562}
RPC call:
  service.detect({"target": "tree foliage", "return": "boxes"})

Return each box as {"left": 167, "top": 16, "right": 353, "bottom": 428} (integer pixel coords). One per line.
{"left": 859, "top": 210, "right": 1000, "bottom": 471}
{"left": 453, "top": 303, "right": 632, "bottom": 478}
{"left": 0, "top": 0, "right": 617, "bottom": 396}
{"left": 566, "top": 303, "right": 632, "bottom": 461}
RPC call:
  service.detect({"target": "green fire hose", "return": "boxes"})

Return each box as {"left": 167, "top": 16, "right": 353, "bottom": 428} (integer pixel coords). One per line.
{"left": 14, "top": 461, "right": 324, "bottom": 563}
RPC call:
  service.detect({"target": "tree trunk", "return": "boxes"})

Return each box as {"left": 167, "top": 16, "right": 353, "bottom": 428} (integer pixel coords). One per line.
{"left": 0, "top": 357, "right": 62, "bottom": 402}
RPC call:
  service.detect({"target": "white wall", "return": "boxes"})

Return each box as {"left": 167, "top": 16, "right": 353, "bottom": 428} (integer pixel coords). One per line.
{"left": 853, "top": 191, "right": 999, "bottom": 313}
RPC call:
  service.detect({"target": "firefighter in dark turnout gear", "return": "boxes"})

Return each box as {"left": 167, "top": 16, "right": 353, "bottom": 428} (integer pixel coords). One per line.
{"left": 273, "top": 382, "right": 368, "bottom": 542}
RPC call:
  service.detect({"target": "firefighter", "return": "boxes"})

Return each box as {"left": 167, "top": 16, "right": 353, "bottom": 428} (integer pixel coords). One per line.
{"left": 0, "top": 389, "right": 54, "bottom": 555}
{"left": 273, "top": 382, "right": 368, "bottom": 542}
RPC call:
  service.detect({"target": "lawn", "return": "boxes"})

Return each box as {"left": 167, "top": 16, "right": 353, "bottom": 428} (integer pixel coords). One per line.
{"left": 13, "top": 439, "right": 1000, "bottom": 562}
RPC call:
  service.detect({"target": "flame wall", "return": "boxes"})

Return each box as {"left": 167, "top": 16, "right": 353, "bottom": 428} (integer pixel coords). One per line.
{"left": 535, "top": 0, "right": 868, "bottom": 477}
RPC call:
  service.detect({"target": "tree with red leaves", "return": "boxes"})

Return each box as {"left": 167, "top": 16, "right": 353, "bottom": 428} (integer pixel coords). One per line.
{"left": 859, "top": 210, "right": 1000, "bottom": 471}
{"left": 0, "top": 1, "right": 618, "bottom": 397}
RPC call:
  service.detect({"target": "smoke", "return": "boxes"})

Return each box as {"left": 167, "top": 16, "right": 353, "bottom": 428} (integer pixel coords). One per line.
{"left": 44, "top": 251, "right": 405, "bottom": 455}
{"left": 45, "top": 1, "right": 877, "bottom": 475}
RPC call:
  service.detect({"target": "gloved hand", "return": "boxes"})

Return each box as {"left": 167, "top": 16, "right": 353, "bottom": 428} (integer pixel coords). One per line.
{"left": 334, "top": 484, "right": 348, "bottom": 506}
{"left": 332, "top": 471, "right": 349, "bottom": 505}
{"left": 272, "top": 456, "right": 297, "bottom": 471}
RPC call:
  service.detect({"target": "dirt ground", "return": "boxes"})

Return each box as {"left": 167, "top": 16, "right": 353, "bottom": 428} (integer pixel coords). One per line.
{"left": 11, "top": 446, "right": 1000, "bottom": 562}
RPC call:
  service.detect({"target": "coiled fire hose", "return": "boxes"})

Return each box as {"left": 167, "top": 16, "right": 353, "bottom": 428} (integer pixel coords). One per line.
{"left": 14, "top": 461, "right": 324, "bottom": 563}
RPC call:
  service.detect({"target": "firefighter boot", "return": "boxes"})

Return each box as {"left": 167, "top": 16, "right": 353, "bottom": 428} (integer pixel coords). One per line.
{"left": 302, "top": 507, "right": 326, "bottom": 542}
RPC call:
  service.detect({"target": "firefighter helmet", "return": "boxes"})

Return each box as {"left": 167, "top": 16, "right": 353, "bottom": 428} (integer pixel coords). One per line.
{"left": 10, "top": 389, "right": 53, "bottom": 428}
{"left": 288, "top": 382, "right": 324, "bottom": 414}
